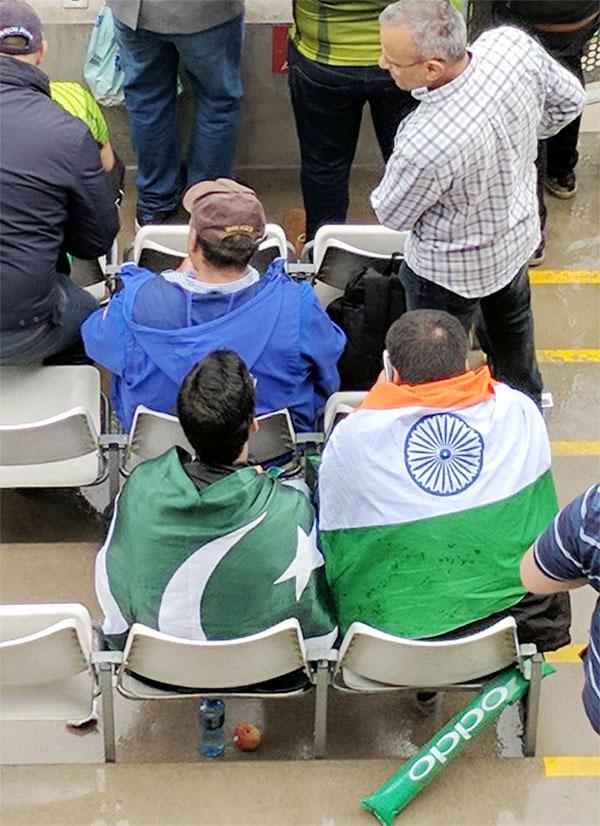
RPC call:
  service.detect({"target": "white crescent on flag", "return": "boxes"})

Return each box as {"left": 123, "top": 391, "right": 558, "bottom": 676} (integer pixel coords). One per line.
{"left": 157, "top": 512, "right": 267, "bottom": 640}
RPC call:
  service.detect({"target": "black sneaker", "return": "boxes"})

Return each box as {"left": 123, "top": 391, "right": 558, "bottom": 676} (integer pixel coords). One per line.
{"left": 546, "top": 172, "right": 577, "bottom": 200}
{"left": 414, "top": 690, "right": 441, "bottom": 716}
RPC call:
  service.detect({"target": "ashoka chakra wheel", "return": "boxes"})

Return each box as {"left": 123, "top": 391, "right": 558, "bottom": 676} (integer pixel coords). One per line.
{"left": 404, "top": 413, "right": 484, "bottom": 496}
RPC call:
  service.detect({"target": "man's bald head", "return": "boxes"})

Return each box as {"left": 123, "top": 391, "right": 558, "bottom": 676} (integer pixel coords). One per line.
{"left": 385, "top": 309, "right": 468, "bottom": 385}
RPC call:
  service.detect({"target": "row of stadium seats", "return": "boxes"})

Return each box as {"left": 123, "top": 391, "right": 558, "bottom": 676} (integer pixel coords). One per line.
{"left": 0, "top": 363, "right": 360, "bottom": 492}
{"left": 0, "top": 603, "right": 542, "bottom": 763}
{"left": 96, "top": 221, "right": 409, "bottom": 310}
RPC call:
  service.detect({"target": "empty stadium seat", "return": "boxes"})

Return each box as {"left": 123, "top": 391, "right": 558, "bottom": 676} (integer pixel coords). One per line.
{"left": 0, "top": 603, "right": 106, "bottom": 754}
{"left": 0, "top": 365, "right": 104, "bottom": 488}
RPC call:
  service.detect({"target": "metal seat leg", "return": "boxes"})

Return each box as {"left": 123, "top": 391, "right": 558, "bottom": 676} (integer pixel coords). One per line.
{"left": 313, "top": 660, "right": 329, "bottom": 759}
{"left": 523, "top": 652, "right": 543, "bottom": 757}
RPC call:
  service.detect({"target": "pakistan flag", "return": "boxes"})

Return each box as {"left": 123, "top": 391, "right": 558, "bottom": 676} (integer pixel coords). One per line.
{"left": 96, "top": 448, "right": 337, "bottom": 658}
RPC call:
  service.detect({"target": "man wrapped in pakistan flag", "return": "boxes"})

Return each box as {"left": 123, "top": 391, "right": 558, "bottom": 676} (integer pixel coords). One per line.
{"left": 319, "top": 311, "right": 570, "bottom": 651}
{"left": 95, "top": 351, "right": 337, "bottom": 658}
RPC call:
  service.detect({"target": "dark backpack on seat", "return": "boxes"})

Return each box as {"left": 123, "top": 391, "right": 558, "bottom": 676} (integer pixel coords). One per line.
{"left": 326, "top": 253, "right": 405, "bottom": 390}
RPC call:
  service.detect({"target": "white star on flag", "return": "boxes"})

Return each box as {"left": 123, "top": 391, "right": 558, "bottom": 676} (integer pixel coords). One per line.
{"left": 273, "top": 523, "right": 324, "bottom": 601}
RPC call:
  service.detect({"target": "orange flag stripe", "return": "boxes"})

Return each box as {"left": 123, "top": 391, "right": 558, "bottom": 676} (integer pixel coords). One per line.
{"left": 359, "top": 366, "right": 497, "bottom": 411}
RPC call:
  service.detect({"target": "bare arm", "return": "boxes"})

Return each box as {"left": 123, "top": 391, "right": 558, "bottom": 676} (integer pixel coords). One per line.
{"left": 520, "top": 547, "right": 587, "bottom": 594}
{"left": 99, "top": 141, "right": 116, "bottom": 173}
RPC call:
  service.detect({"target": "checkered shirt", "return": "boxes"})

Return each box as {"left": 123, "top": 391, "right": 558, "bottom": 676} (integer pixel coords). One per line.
{"left": 371, "top": 26, "right": 586, "bottom": 298}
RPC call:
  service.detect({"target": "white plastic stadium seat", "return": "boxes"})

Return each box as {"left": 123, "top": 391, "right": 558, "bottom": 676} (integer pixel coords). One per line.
{"left": 132, "top": 223, "right": 289, "bottom": 271}
{"left": 312, "top": 224, "right": 408, "bottom": 307}
{"left": 330, "top": 618, "right": 542, "bottom": 757}
{"left": 119, "top": 618, "right": 309, "bottom": 692}
{"left": 0, "top": 366, "right": 103, "bottom": 487}
{"left": 323, "top": 391, "right": 367, "bottom": 438}
{"left": 95, "top": 618, "right": 330, "bottom": 759}
{"left": 122, "top": 406, "right": 297, "bottom": 476}
{"left": 121, "top": 406, "right": 193, "bottom": 476}
{"left": 0, "top": 603, "right": 96, "bottom": 724}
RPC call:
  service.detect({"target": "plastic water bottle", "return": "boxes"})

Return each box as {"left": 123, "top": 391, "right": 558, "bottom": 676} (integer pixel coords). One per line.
{"left": 197, "top": 699, "right": 225, "bottom": 757}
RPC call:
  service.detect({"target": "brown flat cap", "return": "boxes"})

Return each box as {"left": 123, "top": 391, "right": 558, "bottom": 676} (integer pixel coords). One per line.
{"left": 182, "top": 178, "right": 266, "bottom": 245}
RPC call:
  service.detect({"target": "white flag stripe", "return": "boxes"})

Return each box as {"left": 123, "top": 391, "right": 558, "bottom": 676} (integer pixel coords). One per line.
{"left": 320, "top": 384, "right": 551, "bottom": 531}
{"left": 95, "top": 495, "right": 129, "bottom": 636}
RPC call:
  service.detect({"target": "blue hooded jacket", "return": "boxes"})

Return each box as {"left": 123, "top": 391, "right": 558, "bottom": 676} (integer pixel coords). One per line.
{"left": 82, "top": 259, "right": 346, "bottom": 431}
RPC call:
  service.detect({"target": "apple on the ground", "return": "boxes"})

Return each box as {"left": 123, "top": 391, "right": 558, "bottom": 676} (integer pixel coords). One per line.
{"left": 233, "top": 722, "right": 261, "bottom": 751}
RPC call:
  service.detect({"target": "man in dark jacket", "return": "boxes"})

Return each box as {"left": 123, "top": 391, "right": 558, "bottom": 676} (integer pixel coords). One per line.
{"left": 0, "top": 0, "right": 119, "bottom": 364}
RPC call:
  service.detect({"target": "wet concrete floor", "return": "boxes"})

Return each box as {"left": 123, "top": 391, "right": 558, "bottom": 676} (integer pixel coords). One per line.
{"left": 0, "top": 125, "right": 599, "bottom": 822}
{"left": 1, "top": 759, "right": 599, "bottom": 826}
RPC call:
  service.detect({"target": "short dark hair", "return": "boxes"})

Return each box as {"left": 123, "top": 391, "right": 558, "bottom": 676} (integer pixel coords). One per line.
{"left": 385, "top": 310, "right": 468, "bottom": 385}
{"left": 177, "top": 350, "right": 255, "bottom": 465}
{"left": 195, "top": 234, "right": 258, "bottom": 270}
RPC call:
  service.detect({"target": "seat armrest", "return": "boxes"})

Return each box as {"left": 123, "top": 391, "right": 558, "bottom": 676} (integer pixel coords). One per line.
{"left": 309, "top": 649, "right": 338, "bottom": 665}
{"left": 91, "top": 650, "right": 124, "bottom": 667}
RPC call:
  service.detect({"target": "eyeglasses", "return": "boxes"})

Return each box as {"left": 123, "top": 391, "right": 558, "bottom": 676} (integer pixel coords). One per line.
{"left": 387, "top": 57, "right": 428, "bottom": 70}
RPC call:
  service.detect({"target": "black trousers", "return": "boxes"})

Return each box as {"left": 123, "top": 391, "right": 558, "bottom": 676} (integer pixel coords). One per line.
{"left": 493, "top": 6, "right": 599, "bottom": 228}
{"left": 400, "top": 261, "right": 544, "bottom": 407}
{"left": 287, "top": 40, "right": 416, "bottom": 241}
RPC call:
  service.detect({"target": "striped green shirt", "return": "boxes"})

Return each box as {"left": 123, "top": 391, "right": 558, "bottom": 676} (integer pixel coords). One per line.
{"left": 291, "top": 0, "right": 389, "bottom": 66}
{"left": 50, "top": 81, "right": 110, "bottom": 146}
{"left": 291, "top": 0, "right": 465, "bottom": 67}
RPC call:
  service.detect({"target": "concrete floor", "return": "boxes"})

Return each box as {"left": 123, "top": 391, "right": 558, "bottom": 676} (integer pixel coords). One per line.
{"left": 1, "top": 124, "right": 599, "bottom": 823}
{"left": 1, "top": 759, "right": 599, "bottom": 826}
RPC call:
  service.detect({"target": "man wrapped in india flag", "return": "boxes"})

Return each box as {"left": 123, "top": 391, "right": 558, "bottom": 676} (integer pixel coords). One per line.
{"left": 319, "top": 311, "right": 570, "bottom": 649}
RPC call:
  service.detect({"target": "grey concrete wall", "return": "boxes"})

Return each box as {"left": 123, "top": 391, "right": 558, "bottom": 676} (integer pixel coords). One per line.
{"left": 42, "top": 22, "right": 382, "bottom": 171}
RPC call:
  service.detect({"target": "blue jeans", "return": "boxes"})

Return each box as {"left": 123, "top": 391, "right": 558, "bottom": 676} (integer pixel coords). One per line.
{"left": 400, "top": 262, "right": 543, "bottom": 406}
{"left": 287, "top": 41, "right": 416, "bottom": 241}
{"left": 115, "top": 15, "right": 244, "bottom": 222}
{"left": 0, "top": 275, "right": 98, "bottom": 364}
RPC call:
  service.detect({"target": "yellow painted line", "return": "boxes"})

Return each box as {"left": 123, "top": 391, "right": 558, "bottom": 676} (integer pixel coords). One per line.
{"left": 545, "top": 644, "right": 585, "bottom": 663}
{"left": 531, "top": 270, "right": 600, "bottom": 284}
{"left": 551, "top": 441, "right": 600, "bottom": 455}
{"left": 544, "top": 756, "right": 600, "bottom": 777}
{"left": 537, "top": 349, "right": 600, "bottom": 363}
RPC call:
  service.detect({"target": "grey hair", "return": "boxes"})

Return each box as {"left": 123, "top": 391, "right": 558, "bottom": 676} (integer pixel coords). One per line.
{"left": 380, "top": 0, "right": 467, "bottom": 64}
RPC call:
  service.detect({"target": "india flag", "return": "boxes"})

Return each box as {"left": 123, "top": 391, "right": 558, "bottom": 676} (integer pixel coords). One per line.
{"left": 319, "top": 367, "right": 558, "bottom": 639}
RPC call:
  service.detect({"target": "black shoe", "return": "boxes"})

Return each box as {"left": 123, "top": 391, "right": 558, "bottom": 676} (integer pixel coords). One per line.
{"left": 135, "top": 205, "right": 189, "bottom": 232}
{"left": 528, "top": 233, "right": 546, "bottom": 267}
{"left": 414, "top": 690, "right": 440, "bottom": 716}
{"left": 546, "top": 172, "right": 576, "bottom": 200}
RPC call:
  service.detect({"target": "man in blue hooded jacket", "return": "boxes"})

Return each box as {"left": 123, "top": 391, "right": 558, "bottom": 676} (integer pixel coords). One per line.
{"left": 82, "top": 179, "right": 345, "bottom": 432}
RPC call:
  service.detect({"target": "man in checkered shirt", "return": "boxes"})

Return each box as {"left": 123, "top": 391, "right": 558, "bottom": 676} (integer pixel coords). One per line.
{"left": 371, "top": 0, "right": 585, "bottom": 405}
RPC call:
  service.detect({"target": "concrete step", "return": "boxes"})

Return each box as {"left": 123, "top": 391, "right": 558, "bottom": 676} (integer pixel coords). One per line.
{"left": 1, "top": 758, "right": 599, "bottom": 825}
